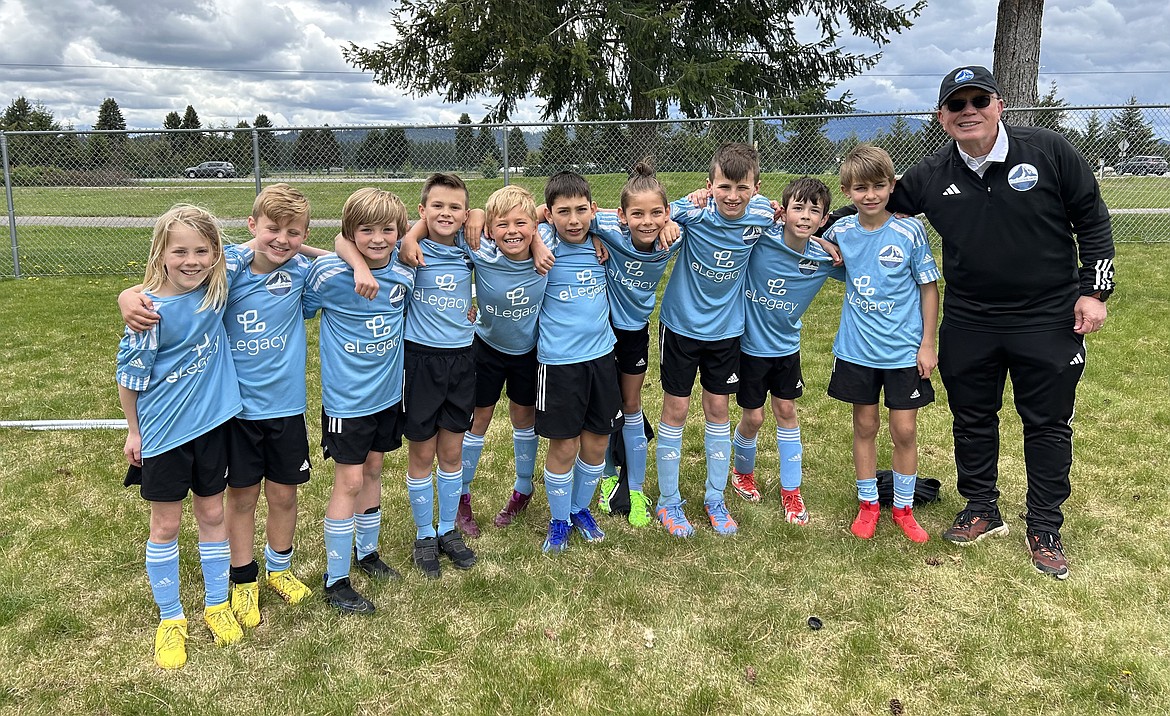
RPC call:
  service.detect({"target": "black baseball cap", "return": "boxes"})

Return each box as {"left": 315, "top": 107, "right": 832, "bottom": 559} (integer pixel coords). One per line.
{"left": 937, "top": 66, "right": 1002, "bottom": 106}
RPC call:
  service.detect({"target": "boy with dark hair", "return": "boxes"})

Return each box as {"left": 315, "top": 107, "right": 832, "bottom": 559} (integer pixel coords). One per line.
{"left": 730, "top": 177, "right": 842, "bottom": 525}
{"left": 535, "top": 171, "right": 623, "bottom": 553}
{"left": 654, "top": 142, "right": 775, "bottom": 537}
{"left": 822, "top": 144, "right": 940, "bottom": 543}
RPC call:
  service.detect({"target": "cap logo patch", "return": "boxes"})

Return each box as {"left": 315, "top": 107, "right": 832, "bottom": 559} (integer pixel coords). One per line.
{"left": 955, "top": 69, "right": 974, "bottom": 83}
{"left": 1007, "top": 163, "right": 1039, "bottom": 192}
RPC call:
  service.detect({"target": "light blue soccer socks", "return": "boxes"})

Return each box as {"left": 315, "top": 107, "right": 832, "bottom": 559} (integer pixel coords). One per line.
{"left": 777, "top": 426, "right": 803, "bottom": 490}
{"left": 436, "top": 467, "right": 463, "bottom": 536}
{"left": 323, "top": 516, "right": 354, "bottom": 587}
{"left": 544, "top": 468, "right": 573, "bottom": 523}
{"left": 623, "top": 410, "right": 648, "bottom": 493}
{"left": 655, "top": 422, "right": 684, "bottom": 507}
{"left": 353, "top": 507, "right": 381, "bottom": 560}
{"left": 146, "top": 539, "right": 183, "bottom": 621}
{"left": 733, "top": 428, "right": 757, "bottom": 476}
{"left": 703, "top": 421, "right": 732, "bottom": 504}
{"left": 406, "top": 473, "right": 437, "bottom": 539}
{"left": 461, "top": 432, "right": 485, "bottom": 496}
{"left": 264, "top": 543, "right": 293, "bottom": 574}
{"left": 856, "top": 476, "right": 879, "bottom": 504}
{"left": 893, "top": 470, "right": 917, "bottom": 509}
{"left": 513, "top": 426, "right": 538, "bottom": 496}
{"left": 570, "top": 457, "right": 605, "bottom": 514}
{"left": 198, "top": 539, "right": 231, "bottom": 607}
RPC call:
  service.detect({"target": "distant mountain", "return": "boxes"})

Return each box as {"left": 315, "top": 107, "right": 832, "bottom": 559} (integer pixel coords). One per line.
{"left": 766, "top": 112, "right": 931, "bottom": 143}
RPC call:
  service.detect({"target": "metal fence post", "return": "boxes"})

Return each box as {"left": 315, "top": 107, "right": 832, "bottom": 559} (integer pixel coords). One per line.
{"left": 747, "top": 117, "right": 754, "bottom": 148}
{"left": 1, "top": 132, "right": 19, "bottom": 278}
{"left": 501, "top": 124, "right": 510, "bottom": 186}
{"left": 251, "top": 129, "right": 262, "bottom": 196}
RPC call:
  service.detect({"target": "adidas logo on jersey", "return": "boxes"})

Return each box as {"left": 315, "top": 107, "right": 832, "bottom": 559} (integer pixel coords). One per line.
{"left": 726, "top": 373, "right": 739, "bottom": 384}
{"left": 942, "top": 184, "right": 962, "bottom": 196}
{"left": 909, "top": 388, "right": 921, "bottom": 399}
{"left": 129, "top": 358, "right": 147, "bottom": 370}
{"left": 299, "top": 460, "right": 310, "bottom": 472}
{"left": 1069, "top": 353, "right": 1085, "bottom": 365}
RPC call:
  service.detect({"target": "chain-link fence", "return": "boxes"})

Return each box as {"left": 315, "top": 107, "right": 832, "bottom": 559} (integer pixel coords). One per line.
{"left": 2, "top": 106, "right": 1167, "bottom": 277}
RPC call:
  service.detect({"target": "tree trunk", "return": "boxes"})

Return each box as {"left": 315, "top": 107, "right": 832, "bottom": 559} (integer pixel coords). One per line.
{"left": 993, "top": 0, "right": 1045, "bottom": 127}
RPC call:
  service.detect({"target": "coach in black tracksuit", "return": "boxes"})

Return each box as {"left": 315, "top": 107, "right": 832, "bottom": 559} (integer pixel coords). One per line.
{"left": 886, "top": 66, "right": 1115, "bottom": 580}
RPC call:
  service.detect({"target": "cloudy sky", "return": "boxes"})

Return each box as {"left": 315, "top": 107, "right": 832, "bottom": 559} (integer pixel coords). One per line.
{"left": 1, "top": 0, "right": 1167, "bottom": 132}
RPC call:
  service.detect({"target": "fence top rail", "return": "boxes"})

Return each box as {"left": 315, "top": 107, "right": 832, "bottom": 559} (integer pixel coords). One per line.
{"left": 3, "top": 105, "right": 1168, "bottom": 137}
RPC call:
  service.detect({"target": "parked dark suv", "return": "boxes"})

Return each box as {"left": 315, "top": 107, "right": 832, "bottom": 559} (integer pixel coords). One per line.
{"left": 1114, "top": 156, "right": 1169, "bottom": 176}
{"left": 184, "top": 161, "right": 237, "bottom": 179}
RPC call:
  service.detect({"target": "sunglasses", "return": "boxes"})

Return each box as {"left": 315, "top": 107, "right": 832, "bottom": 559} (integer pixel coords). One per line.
{"left": 943, "top": 94, "right": 995, "bottom": 113}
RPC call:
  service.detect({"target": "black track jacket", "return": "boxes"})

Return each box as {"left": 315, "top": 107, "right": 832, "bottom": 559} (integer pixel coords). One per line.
{"left": 888, "top": 125, "right": 1115, "bottom": 332}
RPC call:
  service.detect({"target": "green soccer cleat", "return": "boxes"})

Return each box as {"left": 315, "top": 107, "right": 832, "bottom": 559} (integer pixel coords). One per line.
{"left": 597, "top": 475, "right": 620, "bottom": 514}
{"left": 628, "top": 490, "right": 653, "bottom": 528}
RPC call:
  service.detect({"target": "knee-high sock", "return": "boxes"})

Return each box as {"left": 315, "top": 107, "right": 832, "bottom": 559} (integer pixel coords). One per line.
{"left": 733, "top": 428, "right": 757, "bottom": 475}
{"left": 461, "top": 432, "right": 485, "bottom": 496}
{"left": 655, "top": 422, "right": 684, "bottom": 508}
{"left": 436, "top": 467, "right": 463, "bottom": 535}
{"left": 323, "top": 516, "right": 354, "bottom": 586}
{"left": 571, "top": 457, "right": 605, "bottom": 514}
{"left": 146, "top": 539, "right": 183, "bottom": 620}
{"left": 198, "top": 539, "right": 231, "bottom": 607}
{"left": 703, "top": 421, "right": 732, "bottom": 504}
{"left": 406, "top": 473, "right": 436, "bottom": 539}
{"left": 777, "top": 426, "right": 803, "bottom": 490}
{"left": 353, "top": 507, "right": 381, "bottom": 559}
{"left": 513, "top": 426, "right": 538, "bottom": 495}
{"left": 544, "top": 467, "right": 573, "bottom": 522}
{"left": 623, "top": 410, "right": 648, "bottom": 492}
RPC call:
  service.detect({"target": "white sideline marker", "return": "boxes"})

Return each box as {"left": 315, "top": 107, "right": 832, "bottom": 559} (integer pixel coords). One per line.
{"left": 0, "top": 419, "right": 128, "bottom": 431}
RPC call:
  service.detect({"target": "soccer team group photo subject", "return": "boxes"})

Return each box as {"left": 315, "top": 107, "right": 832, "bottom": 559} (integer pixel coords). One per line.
{"left": 116, "top": 65, "right": 1116, "bottom": 672}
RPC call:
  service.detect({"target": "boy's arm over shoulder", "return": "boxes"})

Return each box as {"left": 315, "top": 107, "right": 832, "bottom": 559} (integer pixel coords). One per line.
{"left": 333, "top": 233, "right": 379, "bottom": 299}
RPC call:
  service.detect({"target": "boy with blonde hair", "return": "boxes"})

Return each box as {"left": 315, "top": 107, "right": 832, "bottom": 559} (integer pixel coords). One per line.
{"left": 305, "top": 187, "right": 416, "bottom": 612}
{"left": 822, "top": 144, "right": 940, "bottom": 543}
{"left": 457, "top": 185, "right": 550, "bottom": 529}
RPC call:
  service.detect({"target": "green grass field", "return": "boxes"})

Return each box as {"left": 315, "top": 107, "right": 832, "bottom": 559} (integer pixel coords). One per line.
{"left": 0, "top": 243, "right": 1166, "bottom": 714}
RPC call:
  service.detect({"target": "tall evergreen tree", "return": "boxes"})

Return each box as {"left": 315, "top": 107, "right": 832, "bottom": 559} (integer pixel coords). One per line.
{"left": 455, "top": 113, "right": 475, "bottom": 169}
{"left": 344, "top": 0, "right": 925, "bottom": 149}
{"left": 1105, "top": 97, "right": 1158, "bottom": 164}
{"left": 536, "top": 124, "right": 570, "bottom": 176}
{"left": 506, "top": 127, "right": 528, "bottom": 169}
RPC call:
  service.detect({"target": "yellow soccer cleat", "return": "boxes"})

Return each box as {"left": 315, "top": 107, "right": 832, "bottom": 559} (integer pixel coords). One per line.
{"left": 230, "top": 582, "right": 261, "bottom": 628}
{"left": 203, "top": 602, "right": 243, "bottom": 646}
{"left": 266, "top": 569, "right": 312, "bottom": 605}
{"left": 154, "top": 618, "right": 188, "bottom": 669}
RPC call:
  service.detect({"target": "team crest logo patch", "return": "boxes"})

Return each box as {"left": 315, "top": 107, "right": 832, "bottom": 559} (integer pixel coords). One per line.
{"left": 1008, "top": 163, "right": 1039, "bottom": 191}
{"left": 955, "top": 68, "right": 974, "bottom": 83}
{"left": 265, "top": 271, "right": 293, "bottom": 296}
{"left": 387, "top": 284, "right": 407, "bottom": 308}
{"left": 798, "top": 258, "right": 819, "bottom": 276}
{"left": 742, "top": 226, "right": 762, "bottom": 243}
{"left": 878, "top": 245, "right": 905, "bottom": 269}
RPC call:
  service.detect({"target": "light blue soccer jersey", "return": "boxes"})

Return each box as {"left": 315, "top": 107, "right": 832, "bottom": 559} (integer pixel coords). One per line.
{"left": 658, "top": 194, "right": 774, "bottom": 340}
{"left": 116, "top": 287, "right": 242, "bottom": 458}
{"left": 592, "top": 211, "right": 681, "bottom": 330}
{"left": 302, "top": 254, "right": 416, "bottom": 418}
{"left": 823, "top": 214, "right": 940, "bottom": 369}
{"left": 404, "top": 232, "right": 475, "bottom": 348}
{"left": 536, "top": 223, "right": 615, "bottom": 365}
{"left": 223, "top": 244, "right": 313, "bottom": 420}
{"left": 742, "top": 227, "right": 845, "bottom": 358}
{"left": 468, "top": 236, "right": 547, "bottom": 354}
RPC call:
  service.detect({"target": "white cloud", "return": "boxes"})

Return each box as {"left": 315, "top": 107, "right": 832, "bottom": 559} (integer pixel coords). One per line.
{"left": 1, "top": 0, "right": 1167, "bottom": 131}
